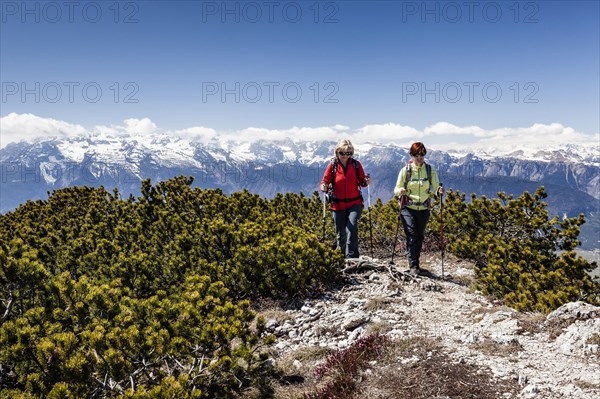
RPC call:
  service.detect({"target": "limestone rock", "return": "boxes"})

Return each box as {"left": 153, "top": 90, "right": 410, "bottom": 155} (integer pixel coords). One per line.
{"left": 265, "top": 255, "right": 600, "bottom": 399}
{"left": 546, "top": 301, "right": 599, "bottom": 322}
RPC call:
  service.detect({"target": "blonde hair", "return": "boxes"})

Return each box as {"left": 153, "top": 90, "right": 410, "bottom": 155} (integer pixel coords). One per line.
{"left": 334, "top": 139, "right": 354, "bottom": 156}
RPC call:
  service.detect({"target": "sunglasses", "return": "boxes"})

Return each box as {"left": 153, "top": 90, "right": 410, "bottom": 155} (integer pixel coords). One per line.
{"left": 338, "top": 151, "right": 353, "bottom": 156}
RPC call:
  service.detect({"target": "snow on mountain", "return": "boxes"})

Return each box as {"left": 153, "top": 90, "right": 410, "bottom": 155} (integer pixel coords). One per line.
{"left": 2, "top": 132, "right": 598, "bottom": 186}
{"left": 2, "top": 132, "right": 599, "bottom": 249}
{"left": 440, "top": 142, "right": 599, "bottom": 166}
{"left": 52, "top": 133, "right": 204, "bottom": 169}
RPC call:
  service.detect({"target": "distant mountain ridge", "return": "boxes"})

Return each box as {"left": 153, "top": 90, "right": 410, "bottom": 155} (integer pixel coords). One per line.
{"left": 1, "top": 133, "right": 598, "bottom": 249}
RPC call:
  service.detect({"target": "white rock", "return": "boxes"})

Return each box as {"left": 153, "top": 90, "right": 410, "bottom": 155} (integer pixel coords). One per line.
{"left": 267, "top": 256, "right": 599, "bottom": 399}
{"left": 274, "top": 342, "right": 288, "bottom": 351}
{"left": 401, "top": 355, "right": 419, "bottom": 364}
{"left": 520, "top": 383, "right": 540, "bottom": 397}
{"left": 553, "top": 318, "right": 600, "bottom": 356}
{"left": 265, "top": 319, "right": 278, "bottom": 331}
{"left": 342, "top": 314, "right": 370, "bottom": 331}
{"left": 283, "top": 320, "right": 295, "bottom": 327}
{"left": 347, "top": 297, "right": 367, "bottom": 308}
{"left": 546, "top": 301, "right": 599, "bottom": 322}
{"left": 518, "top": 373, "right": 528, "bottom": 385}
{"left": 348, "top": 326, "right": 364, "bottom": 343}
{"left": 463, "top": 331, "right": 481, "bottom": 344}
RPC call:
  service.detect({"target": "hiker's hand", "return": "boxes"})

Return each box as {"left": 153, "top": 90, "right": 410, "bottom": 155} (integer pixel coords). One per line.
{"left": 437, "top": 186, "right": 445, "bottom": 195}
{"left": 397, "top": 187, "right": 407, "bottom": 196}
{"left": 364, "top": 175, "right": 371, "bottom": 186}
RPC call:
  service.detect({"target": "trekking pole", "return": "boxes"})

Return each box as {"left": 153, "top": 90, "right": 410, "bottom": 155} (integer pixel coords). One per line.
{"left": 390, "top": 195, "right": 403, "bottom": 264}
{"left": 439, "top": 183, "right": 445, "bottom": 278}
{"left": 322, "top": 191, "right": 327, "bottom": 242}
{"left": 366, "top": 175, "right": 374, "bottom": 258}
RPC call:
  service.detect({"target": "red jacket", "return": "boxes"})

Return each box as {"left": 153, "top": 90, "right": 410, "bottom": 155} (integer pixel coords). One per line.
{"left": 321, "top": 158, "right": 367, "bottom": 210}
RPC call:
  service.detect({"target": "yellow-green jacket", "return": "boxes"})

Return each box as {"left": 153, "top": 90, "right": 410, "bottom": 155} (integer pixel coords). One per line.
{"left": 394, "top": 162, "right": 441, "bottom": 210}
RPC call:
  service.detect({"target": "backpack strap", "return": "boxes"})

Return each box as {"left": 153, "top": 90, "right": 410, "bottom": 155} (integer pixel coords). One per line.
{"left": 330, "top": 157, "right": 338, "bottom": 191}
{"left": 352, "top": 159, "right": 361, "bottom": 190}
{"left": 425, "top": 163, "right": 432, "bottom": 193}
{"left": 403, "top": 161, "right": 412, "bottom": 189}
{"left": 327, "top": 158, "right": 364, "bottom": 203}
{"left": 403, "top": 162, "right": 433, "bottom": 208}
{"left": 404, "top": 161, "right": 432, "bottom": 189}
{"left": 331, "top": 158, "right": 362, "bottom": 190}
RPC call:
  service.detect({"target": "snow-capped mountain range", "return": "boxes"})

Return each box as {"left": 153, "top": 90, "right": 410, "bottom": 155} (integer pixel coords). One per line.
{"left": 1, "top": 132, "right": 598, "bottom": 248}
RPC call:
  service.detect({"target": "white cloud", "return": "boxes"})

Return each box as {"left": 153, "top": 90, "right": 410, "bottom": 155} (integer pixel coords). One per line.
{"left": 219, "top": 125, "right": 350, "bottom": 142}
{"left": 427, "top": 123, "right": 599, "bottom": 161}
{"left": 88, "top": 118, "right": 159, "bottom": 138}
{"left": 440, "top": 123, "right": 594, "bottom": 149}
{"left": 0, "top": 112, "right": 87, "bottom": 147}
{"left": 123, "top": 118, "right": 158, "bottom": 135}
{"left": 91, "top": 124, "right": 122, "bottom": 136}
{"left": 173, "top": 126, "right": 219, "bottom": 142}
{"left": 424, "top": 122, "right": 489, "bottom": 137}
{"left": 1, "top": 113, "right": 598, "bottom": 156}
{"left": 355, "top": 123, "right": 422, "bottom": 143}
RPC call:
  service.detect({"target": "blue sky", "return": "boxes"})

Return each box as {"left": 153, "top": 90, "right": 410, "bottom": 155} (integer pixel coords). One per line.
{"left": 1, "top": 0, "right": 599, "bottom": 148}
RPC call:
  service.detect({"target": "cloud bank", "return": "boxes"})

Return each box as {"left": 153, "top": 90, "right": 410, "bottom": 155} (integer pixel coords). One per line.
{"left": 0, "top": 113, "right": 88, "bottom": 145}
{"left": 1, "top": 113, "right": 598, "bottom": 156}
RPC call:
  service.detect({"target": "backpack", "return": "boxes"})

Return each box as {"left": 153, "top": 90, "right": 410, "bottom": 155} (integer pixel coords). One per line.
{"left": 401, "top": 161, "right": 432, "bottom": 208}
{"left": 326, "top": 157, "right": 363, "bottom": 203}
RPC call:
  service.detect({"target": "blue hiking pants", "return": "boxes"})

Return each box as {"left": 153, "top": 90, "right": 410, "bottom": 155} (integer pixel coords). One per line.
{"left": 332, "top": 204, "right": 363, "bottom": 258}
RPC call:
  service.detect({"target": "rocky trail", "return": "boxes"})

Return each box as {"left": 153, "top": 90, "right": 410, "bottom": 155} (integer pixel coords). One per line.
{"left": 261, "top": 254, "right": 600, "bottom": 399}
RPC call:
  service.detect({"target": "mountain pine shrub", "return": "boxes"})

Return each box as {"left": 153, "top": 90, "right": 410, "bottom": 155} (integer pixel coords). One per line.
{"left": 0, "top": 176, "right": 342, "bottom": 397}
{"left": 443, "top": 187, "right": 599, "bottom": 312}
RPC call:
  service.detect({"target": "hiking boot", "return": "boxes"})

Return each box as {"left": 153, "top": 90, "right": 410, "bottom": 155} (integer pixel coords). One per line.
{"left": 407, "top": 266, "right": 420, "bottom": 276}
{"left": 417, "top": 268, "right": 433, "bottom": 277}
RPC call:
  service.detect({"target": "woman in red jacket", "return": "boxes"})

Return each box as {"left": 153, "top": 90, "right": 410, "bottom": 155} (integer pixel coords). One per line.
{"left": 320, "top": 139, "right": 371, "bottom": 258}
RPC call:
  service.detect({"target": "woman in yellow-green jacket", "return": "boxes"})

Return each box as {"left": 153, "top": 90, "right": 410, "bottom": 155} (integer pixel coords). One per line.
{"left": 394, "top": 142, "right": 444, "bottom": 275}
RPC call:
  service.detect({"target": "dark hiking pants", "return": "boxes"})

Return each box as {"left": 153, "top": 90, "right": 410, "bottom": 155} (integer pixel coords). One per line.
{"left": 400, "top": 207, "right": 430, "bottom": 269}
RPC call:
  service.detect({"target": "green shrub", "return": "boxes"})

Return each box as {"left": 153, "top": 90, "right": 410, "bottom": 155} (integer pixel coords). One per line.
{"left": 443, "top": 187, "right": 599, "bottom": 312}
{"left": 0, "top": 177, "right": 341, "bottom": 397}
